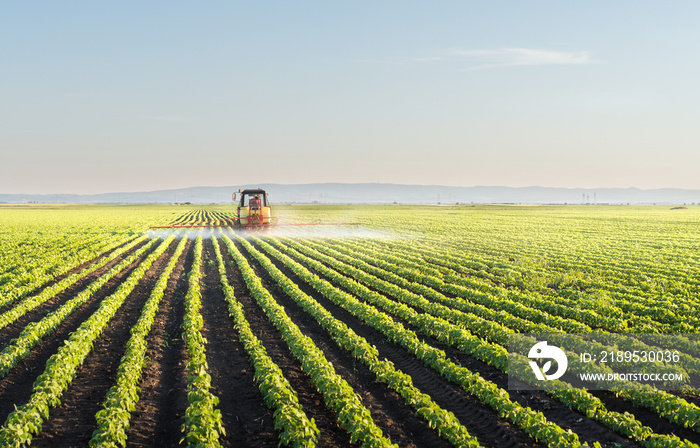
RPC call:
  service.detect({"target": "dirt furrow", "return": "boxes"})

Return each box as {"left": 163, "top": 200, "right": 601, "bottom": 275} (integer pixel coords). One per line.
{"left": 244, "top": 239, "right": 451, "bottom": 448}
{"left": 0, "top": 238, "right": 149, "bottom": 344}
{"left": 0, "top": 240, "right": 158, "bottom": 427}
{"left": 0, "top": 237, "right": 137, "bottom": 316}
{"left": 30, "top": 239, "right": 178, "bottom": 447}
{"left": 125, "top": 238, "right": 192, "bottom": 448}
{"left": 200, "top": 239, "right": 277, "bottom": 448}
{"left": 222, "top": 238, "right": 356, "bottom": 448}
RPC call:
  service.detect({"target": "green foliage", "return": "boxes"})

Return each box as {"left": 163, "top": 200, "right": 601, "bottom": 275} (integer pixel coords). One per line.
{"left": 0, "top": 236, "right": 173, "bottom": 447}
{"left": 180, "top": 236, "right": 225, "bottom": 448}
{"left": 263, "top": 236, "right": 700, "bottom": 448}
{"left": 0, "top": 238, "right": 158, "bottom": 379}
{"left": 1, "top": 205, "right": 699, "bottom": 448}
{"left": 222, "top": 235, "right": 398, "bottom": 448}
{"left": 242, "top": 236, "right": 480, "bottom": 447}
{"left": 211, "top": 235, "right": 319, "bottom": 448}
{"left": 90, "top": 236, "right": 188, "bottom": 447}
{"left": 259, "top": 237, "right": 583, "bottom": 448}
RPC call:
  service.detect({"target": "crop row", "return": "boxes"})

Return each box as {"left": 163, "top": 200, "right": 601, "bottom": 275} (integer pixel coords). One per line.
{"left": 291, "top": 238, "right": 700, "bottom": 435}
{"left": 254, "top": 236, "right": 587, "bottom": 448}
{"left": 0, "top": 235, "right": 148, "bottom": 331}
{"left": 323, "top": 239, "right": 599, "bottom": 334}
{"left": 0, "top": 205, "right": 176, "bottom": 308}
{"left": 221, "top": 234, "right": 398, "bottom": 447}
{"left": 89, "top": 236, "right": 187, "bottom": 447}
{"left": 0, "top": 234, "right": 139, "bottom": 310}
{"left": 0, "top": 238, "right": 159, "bottom": 379}
{"left": 409, "top": 230, "right": 700, "bottom": 328}
{"left": 337, "top": 237, "right": 700, "bottom": 393}
{"left": 396, "top": 236, "right": 700, "bottom": 331}
{"left": 180, "top": 236, "right": 226, "bottom": 447}
{"left": 355, "top": 207, "right": 699, "bottom": 329}
{"left": 264, "top": 237, "right": 698, "bottom": 447}
{"left": 339, "top": 238, "right": 628, "bottom": 331}
{"left": 0, "top": 236, "right": 173, "bottom": 447}
{"left": 211, "top": 235, "right": 319, "bottom": 448}
{"left": 314, "top": 238, "right": 700, "bottom": 379}
{"left": 238, "top": 235, "right": 482, "bottom": 447}
{"left": 173, "top": 210, "right": 233, "bottom": 226}
{"left": 335, "top": 238, "right": 700, "bottom": 361}
{"left": 308, "top": 239, "right": 700, "bottom": 387}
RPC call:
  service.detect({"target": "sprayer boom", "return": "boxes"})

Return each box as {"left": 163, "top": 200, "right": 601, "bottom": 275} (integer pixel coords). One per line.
{"left": 148, "top": 221, "right": 360, "bottom": 230}
{"left": 150, "top": 188, "right": 361, "bottom": 230}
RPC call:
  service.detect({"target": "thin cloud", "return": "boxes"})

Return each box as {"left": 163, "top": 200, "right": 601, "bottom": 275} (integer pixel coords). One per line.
{"left": 419, "top": 47, "right": 593, "bottom": 71}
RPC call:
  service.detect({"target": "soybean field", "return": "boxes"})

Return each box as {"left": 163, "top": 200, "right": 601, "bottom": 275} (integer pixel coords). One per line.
{"left": 0, "top": 204, "right": 699, "bottom": 448}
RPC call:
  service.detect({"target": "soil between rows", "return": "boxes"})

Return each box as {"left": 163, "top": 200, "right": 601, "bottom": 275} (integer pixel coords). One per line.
{"left": 292, "top": 238, "right": 700, "bottom": 446}
{"left": 125, "top": 238, "right": 192, "bottom": 448}
{"left": 30, "top": 237, "right": 179, "bottom": 447}
{"left": 0, "top": 236, "right": 139, "bottom": 316}
{"left": 239, "top": 238, "right": 452, "bottom": 448}
{"left": 252, "top": 237, "right": 546, "bottom": 448}
{"left": 0, "top": 237, "right": 149, "bottom": 345}
{"left": 293, "top": 239, "right": 650, "bottom": 448}
{"left": 218, "top": 235, "right": 356, "bottom": 448}
{"left": 199, "top": 238, "right": 277, "bottom": 448}
{"left": 0, "top": 239, "right": 159, "bottom": 427}
{"left": 395, "top": 272, "right": 700, "bottom": 444}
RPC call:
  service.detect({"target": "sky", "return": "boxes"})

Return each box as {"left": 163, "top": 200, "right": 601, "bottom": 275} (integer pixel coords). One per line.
{"left": 2, "top": 1, "right": 700, "bottom": 194}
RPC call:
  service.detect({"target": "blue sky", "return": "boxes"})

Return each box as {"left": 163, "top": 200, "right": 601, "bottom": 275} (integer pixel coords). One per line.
{"left": 2, "top": 2, "right": 699, "bottom": 194}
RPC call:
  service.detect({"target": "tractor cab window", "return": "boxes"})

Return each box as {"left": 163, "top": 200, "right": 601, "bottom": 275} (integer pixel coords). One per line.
{"left": 250, "top": 196, "right": 262, "bottom": 208}
{"left": 243, "top": 194, "right": 263, "bottom": 208}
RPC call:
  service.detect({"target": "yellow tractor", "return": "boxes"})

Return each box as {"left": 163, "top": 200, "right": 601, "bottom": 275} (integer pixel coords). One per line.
{"left": 232, "top": 188, "right": 275, "bottom": 228}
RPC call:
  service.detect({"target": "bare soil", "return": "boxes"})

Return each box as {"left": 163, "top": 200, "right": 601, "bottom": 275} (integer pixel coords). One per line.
{"left": 1, "top": 227, "right": 695, "bottom": 448}
{"left": 31, "top": 239, "right": 179, "bottom": 447}
{"left": 199, "top": 239, "right": 277, "bottom": 448}
{"left": 0, "top": 237, "right": 139, "bottom": 316}
{"left": 249, "top": 238, "right": 547, "bottom": 448}
{"left": 125, "top": 239, "right": 192, "bottom": 448}
{"left": 0, "top": 240, "right": 157, "bottom": 427}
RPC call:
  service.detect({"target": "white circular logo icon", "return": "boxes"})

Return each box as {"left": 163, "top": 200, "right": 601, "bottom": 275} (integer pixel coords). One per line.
{"left": 528, "top": 341, "right": 568, "bottom": 381}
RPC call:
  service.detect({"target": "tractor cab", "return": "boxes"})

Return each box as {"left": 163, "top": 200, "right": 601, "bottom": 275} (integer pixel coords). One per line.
{"left": 232, "top": 188, "right": 273, "bottom": 227}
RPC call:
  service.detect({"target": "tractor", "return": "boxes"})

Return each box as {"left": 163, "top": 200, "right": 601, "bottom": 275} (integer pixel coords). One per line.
{"left": 232, "top": 188, "right": 276, "bottom": 229}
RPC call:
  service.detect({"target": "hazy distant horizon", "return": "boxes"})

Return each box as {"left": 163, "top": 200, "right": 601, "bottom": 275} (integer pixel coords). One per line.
{"left": 3, "top": 183, "right": 699, "bottom": 206}
{"left": 2, "top": 2, "right": 699, "bottom": 194}
{"left": 2, "top": 181, "right": 697, "bottom": 197}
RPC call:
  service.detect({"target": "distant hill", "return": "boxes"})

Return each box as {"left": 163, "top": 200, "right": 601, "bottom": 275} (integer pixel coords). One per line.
{"left": 1, "top": 183, "right": 699, "bottom": 205}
